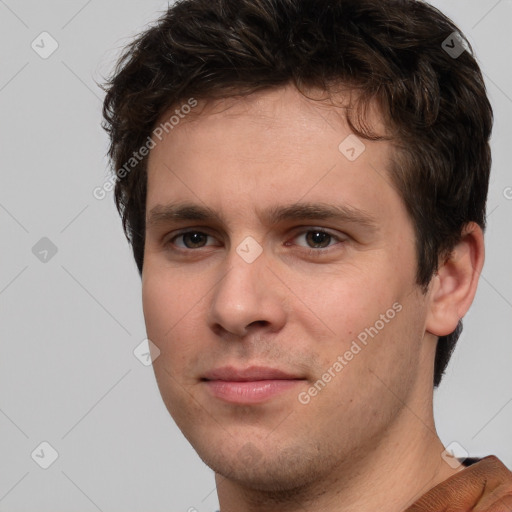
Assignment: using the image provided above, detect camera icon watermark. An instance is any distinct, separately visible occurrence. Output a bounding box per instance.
[442,31,468,59]
[441,441,469,469]
[31,441,59,469]
[31,32,59,60]
[133,338,161,366]
[503,187,512,200]
[32,237,58,263]
[236,236,263,264]
[338,134,366,162]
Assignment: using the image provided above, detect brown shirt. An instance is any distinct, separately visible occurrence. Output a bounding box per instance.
[405,456,512,511]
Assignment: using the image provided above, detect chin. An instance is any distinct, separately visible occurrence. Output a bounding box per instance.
[196,441,328,494]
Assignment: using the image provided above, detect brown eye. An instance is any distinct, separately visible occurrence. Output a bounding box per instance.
[305,230,332,248]
[173,231,211,249]
[288,228,345,254]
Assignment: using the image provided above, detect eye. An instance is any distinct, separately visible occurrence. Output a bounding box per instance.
[170,231,219,249]
[291,229,344,249]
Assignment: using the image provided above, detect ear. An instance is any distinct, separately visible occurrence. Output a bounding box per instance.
[425,222,485,337]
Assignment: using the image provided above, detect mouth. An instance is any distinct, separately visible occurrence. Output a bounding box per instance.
[201,366,306,404]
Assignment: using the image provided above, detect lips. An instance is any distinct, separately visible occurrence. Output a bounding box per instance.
[202,366,305,404]
[202,366,301,382]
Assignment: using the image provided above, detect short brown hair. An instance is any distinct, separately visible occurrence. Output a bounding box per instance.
[101,0,493,387]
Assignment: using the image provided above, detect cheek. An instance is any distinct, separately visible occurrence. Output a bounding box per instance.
[289,256,420,392]
[289,264,400,342]
[142,268,208,378]
[142,267,202,341]
[142,272,171,342]
[304,298,424,434]
[142,270,204,419]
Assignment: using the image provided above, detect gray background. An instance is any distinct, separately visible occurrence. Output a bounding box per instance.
[0,1,510,511]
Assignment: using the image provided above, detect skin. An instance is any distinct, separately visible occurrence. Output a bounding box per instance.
[142,84,484,512]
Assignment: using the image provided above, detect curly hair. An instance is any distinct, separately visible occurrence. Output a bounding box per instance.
[101,0,493,387]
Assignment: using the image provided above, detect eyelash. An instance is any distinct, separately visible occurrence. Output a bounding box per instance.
[165,228,345,255]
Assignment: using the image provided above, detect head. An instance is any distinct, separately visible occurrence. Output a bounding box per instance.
[101,0,491,496]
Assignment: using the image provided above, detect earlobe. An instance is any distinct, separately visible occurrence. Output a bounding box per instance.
[425,222,485,337]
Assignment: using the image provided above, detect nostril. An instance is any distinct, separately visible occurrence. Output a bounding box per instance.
[247,320,270,329]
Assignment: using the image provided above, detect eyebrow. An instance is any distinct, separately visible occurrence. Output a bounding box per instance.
[146,203,222,227]
[146,201,379,232]
[264,203,378,230]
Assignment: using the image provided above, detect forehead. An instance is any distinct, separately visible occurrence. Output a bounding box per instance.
[153,84,389,146]
[145,84,400,226]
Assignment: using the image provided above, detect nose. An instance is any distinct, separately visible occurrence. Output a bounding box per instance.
[207,243,287,338]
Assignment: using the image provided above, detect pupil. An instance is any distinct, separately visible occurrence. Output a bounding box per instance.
[184,232,206,248]
[307,231,330,248]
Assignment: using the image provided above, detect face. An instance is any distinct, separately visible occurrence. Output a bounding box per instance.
[142,85,433,491]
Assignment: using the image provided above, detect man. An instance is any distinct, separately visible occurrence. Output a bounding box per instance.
[101,0,512,510]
